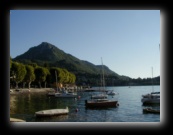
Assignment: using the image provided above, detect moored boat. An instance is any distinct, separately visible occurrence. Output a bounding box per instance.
[106,90,118,96]
[141,91,160,105]
[141,68,160,105]
[143,107,160,114]
[91,93,108,99]
[85,99,119,108]
[35,107,69,117]
[10,117,26,122]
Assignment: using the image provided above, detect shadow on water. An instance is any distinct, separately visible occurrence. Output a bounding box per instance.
[35,114,69,122]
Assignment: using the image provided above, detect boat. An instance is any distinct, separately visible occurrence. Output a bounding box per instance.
[85,99,119,108]
[86,58,119,108]
[106,90,118,96]
[143,107,160,114]
[141,67,160,105]
[141,92,160,105]
[91,93,108,99]
[91,58,108,99]
[10,117,26,122]
[54,90,77,98]
[35,107,69,117]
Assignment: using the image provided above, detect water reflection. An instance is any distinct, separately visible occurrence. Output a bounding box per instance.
[35,114,69,122]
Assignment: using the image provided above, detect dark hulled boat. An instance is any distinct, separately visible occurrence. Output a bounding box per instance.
[85,99,119,108]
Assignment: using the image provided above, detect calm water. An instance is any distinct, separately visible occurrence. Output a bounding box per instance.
[10,85,160,122]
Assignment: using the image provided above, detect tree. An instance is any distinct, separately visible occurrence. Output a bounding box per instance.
[24,65,36,89]
[11,62,27,89]
[34,67,49,88]
[68,72,76,83]
[10,56,12,69]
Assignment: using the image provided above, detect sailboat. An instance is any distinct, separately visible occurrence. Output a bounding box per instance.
[141,67,160,105]
[85,58,119,108]
[91,57,108,99]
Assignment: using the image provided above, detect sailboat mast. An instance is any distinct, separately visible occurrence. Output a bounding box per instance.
[101,57,105,90]
[55,70,58,92]
[151,67,154,92]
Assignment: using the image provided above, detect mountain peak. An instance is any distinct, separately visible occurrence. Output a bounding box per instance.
[38,42,57,49]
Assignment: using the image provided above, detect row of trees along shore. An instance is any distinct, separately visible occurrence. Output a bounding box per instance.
[10,57,76,89]
[10,57,160,89]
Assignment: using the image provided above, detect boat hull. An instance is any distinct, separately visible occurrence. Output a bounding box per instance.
[141,92,160,105]
[85,99,119,108]
[35,107,69,117]
[141,98,160,105]
[143,108,160,114]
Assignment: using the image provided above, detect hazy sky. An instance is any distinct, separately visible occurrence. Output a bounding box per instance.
[10,10,160,79]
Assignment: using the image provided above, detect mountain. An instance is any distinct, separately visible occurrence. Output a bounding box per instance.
[12,42,160,86]
[13,42,121,77]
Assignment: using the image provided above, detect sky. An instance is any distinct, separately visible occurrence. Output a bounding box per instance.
[10,10,160,79]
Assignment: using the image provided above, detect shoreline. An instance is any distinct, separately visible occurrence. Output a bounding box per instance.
[10,88,54,95]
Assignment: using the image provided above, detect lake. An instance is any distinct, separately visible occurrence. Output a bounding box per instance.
[10,85,161,123]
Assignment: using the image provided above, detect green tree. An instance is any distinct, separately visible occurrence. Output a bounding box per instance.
[68,72,76,83]
[34,67,49,88]
[24,65,36,89]
[10,56,12,69]
[11,62,27,89]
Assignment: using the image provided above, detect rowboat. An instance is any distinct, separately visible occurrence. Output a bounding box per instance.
[143,107,160,114]
[10,117,26,122]
[35,107,69,117]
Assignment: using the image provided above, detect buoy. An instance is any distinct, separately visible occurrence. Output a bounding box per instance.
[75,108,78,112]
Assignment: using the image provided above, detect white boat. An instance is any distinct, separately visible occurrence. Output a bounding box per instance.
[35,107,69,117]
[55,90,77,98]
[141,67,160,105]
[106,90,117,96]
[141,92,160,104]
[91,93,108,99]
[10,117,26,122]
